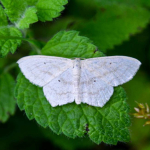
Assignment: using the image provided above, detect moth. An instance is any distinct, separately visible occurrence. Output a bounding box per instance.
[17,55,141,107]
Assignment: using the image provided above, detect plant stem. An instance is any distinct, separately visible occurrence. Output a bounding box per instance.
[4,63,17,73]
[20,38,45,55]
[24,38,42,55]
[0,36,46,55]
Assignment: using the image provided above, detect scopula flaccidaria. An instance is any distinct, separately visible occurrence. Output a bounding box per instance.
[17,55,141,107]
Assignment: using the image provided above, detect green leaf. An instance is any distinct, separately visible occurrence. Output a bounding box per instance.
[0,3,23,57]
[1,0,68,25]
[42,30,104,58]
[0,73,16,123]
[0,58,7,72]
[36,0,68,22]
[41,128,94,150]
[15,6,38,29]
[75,5,150,52]
[0,26,22,56]
[0,5,8,27]
[1,0,27,23]
[0,0,69,56]
[0,0,38,29]
[122,71,150,149]
[0,109,95,150]
[26,0,37,6]
[74,0,150,8]
[99,0,150,7]
[15,30,130,144]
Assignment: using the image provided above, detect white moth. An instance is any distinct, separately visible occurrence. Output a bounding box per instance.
[17,55,141,107]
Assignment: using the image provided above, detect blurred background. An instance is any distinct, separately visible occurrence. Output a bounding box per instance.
[1,0,150,150]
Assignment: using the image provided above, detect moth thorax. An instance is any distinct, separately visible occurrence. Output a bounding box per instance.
[73,58,81,104]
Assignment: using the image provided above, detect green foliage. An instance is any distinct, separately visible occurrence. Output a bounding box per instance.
[95,0,150,7]
[0,3,23,57]
[41,128,94,150]
[0,58,6,72]
[0,27,22,56]
[15,31,130,145]
[74,3,150,52]
[16,6,38,29]
[38,1,150,53]
[0,110,94,150]
[1,0,68,23]
[36,0,68,22]
[106,26,150,150]
[1,0,150,149]
[42,30,104,58]
[0,0,68,57]
[0,73,16,123]
[75,0,150,8]
[0,5,8,26]
[1,0,28,23]
[123,71,150,150]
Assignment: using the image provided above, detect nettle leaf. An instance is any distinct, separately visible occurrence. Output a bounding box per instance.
[75,5,150,52]
[0,3,22,57]
[42,30,104,58]
[1,0,68,26]
[36,0,68,22]
[0,26,22,56]
[0,73,16,123]
[0,0,68,56]
[15,31,130,144]
[74,0,150,11]
[41,127,94,150]
[15,6,38,29]
[1,0,27,23]
[0,5,8,26]
[94,0,150,7]
[0,0,38,29]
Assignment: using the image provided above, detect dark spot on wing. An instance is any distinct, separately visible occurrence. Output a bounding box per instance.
[58,80,60,82]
